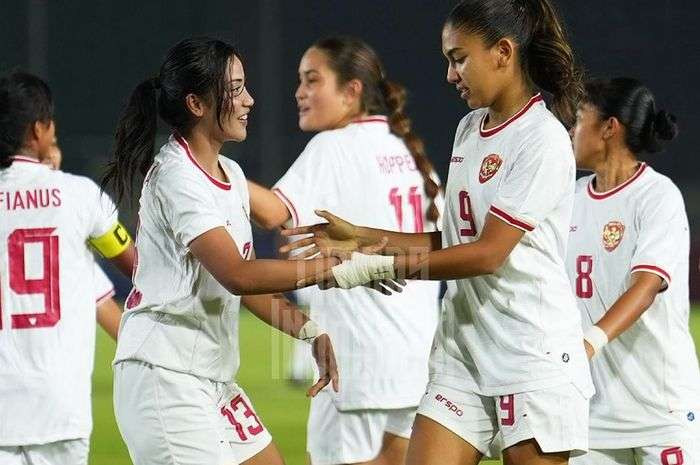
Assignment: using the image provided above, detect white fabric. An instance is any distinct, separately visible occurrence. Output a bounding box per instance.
[418,377,589,456]
[433,94,594,397]
[273,116,441,410]
[298,319,323,343]
[114,135,253,382]
[0,438,90,465]
[567,164,700,448]
[0,157,118,445]
[93,263,114,305]
[307,390,416,465]
[114,360,271,465]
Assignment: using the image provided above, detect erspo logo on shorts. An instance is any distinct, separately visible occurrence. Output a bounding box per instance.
[434,393,463,417]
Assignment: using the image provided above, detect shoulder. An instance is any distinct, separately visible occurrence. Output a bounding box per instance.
[639,165,684,206]
[220,156,246,184]
[453,109,484,144]
[303,130,344,154]
[56,170,106,199]
[574,174,593,194]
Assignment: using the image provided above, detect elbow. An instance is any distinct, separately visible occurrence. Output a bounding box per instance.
[478,253,507,275]
[222,275,257,296]
[256,215,281,231]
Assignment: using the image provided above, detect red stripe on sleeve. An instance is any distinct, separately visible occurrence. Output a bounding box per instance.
[489,206,535,232]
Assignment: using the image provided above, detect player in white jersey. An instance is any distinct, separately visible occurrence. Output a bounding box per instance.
[284,2,595,464]
[566,78,700,465]
[247,36,442,465]
[0,71,135,465]
[102,38,357,465]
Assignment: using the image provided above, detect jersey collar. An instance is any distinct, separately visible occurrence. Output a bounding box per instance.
[587,162,647,200]
[479,93,544,138]
[172,133,231,191]
[8,155,49,170]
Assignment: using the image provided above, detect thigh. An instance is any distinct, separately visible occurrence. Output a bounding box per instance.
[498,383,589,457]
[415,380,498,456]
[502,439,569,465]
[406,414,482,465]
[636,444,697,465]
[220,383,274,463]
[570,448,635,465]
[307,392,385,465]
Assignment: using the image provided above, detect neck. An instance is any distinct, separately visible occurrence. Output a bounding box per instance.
[15,146,40,161]
[486,81,534,129]
[593,148,640,192]
[181,127,223,176]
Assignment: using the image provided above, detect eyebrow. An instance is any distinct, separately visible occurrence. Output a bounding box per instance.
[443,47,464,59]
[300,70,319,76]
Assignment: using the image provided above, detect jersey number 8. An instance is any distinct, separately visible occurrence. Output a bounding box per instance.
[1,228,60,329]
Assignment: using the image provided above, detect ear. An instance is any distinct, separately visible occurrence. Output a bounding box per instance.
[493,38,516,68]
[602,116,621,140]
[343,79,363,107]
[184,93,206,117]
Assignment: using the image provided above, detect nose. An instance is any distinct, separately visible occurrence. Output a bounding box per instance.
[243,87,254,107]
[446,63,459,84]
[295,82,306,102]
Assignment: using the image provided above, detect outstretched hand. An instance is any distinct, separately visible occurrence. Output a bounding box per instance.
[280,210,361,259]
[308,334,339,397]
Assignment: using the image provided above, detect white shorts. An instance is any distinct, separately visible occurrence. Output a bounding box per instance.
[114,360,272,465]
[307,391,416,465]
[417,379,589,457]
[0,438,89,465]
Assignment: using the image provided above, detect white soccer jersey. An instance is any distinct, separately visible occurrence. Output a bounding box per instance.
[566,163,700,448]
[114,134,253,383]
[432,94,594,397]
[94,263,115,305]
[0,156,118,445]
[273,116,441,410]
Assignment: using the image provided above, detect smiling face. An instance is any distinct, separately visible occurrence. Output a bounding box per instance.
[295,47,361,132]
[208,55,254,142]
[442,24,510,110]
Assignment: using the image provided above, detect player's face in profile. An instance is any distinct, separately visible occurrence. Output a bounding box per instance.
[295,47,353,131]
[218,56,254,143]
[570,103,606,170]
[442,25,501,110]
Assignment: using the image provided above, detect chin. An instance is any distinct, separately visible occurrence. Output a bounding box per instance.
[298,117,318,132]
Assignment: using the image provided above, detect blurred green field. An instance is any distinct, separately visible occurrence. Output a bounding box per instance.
[89,307,700,465]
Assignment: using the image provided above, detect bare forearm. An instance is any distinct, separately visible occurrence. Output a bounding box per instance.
[394,240,501,281]
[355,226,441,254]
[594,275,661,342]
[231,258,338,295]
[96,299,122,341]
[242,293,309,339]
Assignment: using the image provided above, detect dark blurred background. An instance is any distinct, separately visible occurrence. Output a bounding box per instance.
[2,0,699,299]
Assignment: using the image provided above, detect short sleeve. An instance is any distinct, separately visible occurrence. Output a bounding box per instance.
[630,182,688,286]
[489,129,574,232]
[272,133,339,227]
[79,176,119,238]
[155,165,227,248]
[94,263,115,305]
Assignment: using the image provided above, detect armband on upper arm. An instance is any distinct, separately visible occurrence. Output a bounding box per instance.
[89,222,132,258]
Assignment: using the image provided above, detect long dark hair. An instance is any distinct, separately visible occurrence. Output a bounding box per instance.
[0,71,54,169]
[102,37,240,204]
[313,36,441,225]
[583,78,678,154]
[446,0,583,127]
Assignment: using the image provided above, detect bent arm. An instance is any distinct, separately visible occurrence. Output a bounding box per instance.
[247,180,291,230]
[190,227,338,295]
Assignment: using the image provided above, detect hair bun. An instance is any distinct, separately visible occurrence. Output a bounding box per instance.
[653,110,679,141]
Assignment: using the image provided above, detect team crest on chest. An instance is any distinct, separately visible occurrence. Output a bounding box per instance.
[602,221,625,252]
[478,154,503,183]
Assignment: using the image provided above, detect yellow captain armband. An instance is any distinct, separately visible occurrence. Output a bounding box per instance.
[89,222,132,258]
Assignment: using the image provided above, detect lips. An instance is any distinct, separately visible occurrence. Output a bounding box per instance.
[457,86,470,100]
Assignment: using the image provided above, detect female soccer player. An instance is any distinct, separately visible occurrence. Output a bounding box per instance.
[103,37,346,465]
[284,1,595,464]
[0,71,134,465]
[567,78,700,465]
[247,36,442,465]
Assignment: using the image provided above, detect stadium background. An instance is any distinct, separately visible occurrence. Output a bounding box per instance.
[2,1,699,464]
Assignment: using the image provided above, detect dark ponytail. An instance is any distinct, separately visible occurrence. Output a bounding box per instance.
[103,37,240,204]
[313,36,440,225]
[381,80,440,223]
[446,0,583,127]
[0,71,54,168]
[583,77,678,154]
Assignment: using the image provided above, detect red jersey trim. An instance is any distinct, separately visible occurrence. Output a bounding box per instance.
[96,289,116,305]
[489,206,535,232]
[9,155,42,164]
[272,188,299,228]
[587,163,647,200]
[350,115,388,125]
[479,94,543,138]
[631,264,671,284]
[174,133,231,191]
